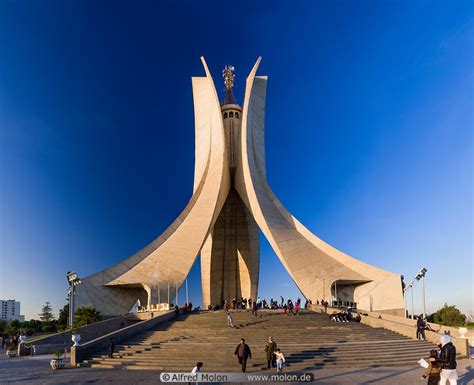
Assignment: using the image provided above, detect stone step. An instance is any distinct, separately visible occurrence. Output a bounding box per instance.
[95,342,432,354]
[83,310,435,371]
[87,358,421,371]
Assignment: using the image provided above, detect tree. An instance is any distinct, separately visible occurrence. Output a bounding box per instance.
[5,319,20,334]
[429,303,466,326]
[39,302,54,323]
[21,319,43,333]
[57,304,69,331]
[74,306,102,327]
[0,319,6,333]
[39,302,56,332]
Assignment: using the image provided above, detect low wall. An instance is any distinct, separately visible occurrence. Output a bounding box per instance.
[309,304,470,357]
[19,312,150,356]
[360,315,469,357]
[361,309,474,344]
[70,309,179,366]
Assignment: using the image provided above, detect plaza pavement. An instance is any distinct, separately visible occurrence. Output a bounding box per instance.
[0,348,473,385]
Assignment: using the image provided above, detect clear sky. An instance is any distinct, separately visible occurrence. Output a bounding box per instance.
[0,1,472,321]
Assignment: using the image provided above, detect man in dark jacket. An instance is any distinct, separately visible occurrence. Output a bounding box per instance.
[265,336,277,369]
[438,334,458,384]
[234,338,252,372]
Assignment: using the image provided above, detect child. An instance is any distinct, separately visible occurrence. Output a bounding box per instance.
[421,350,441,385]
[274,348,285,373]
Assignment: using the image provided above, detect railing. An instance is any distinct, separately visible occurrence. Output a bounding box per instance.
[70,308,183,366]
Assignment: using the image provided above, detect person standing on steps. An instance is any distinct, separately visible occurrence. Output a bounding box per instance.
[108,337,115,358]
[265,336,277,369]
[234,338,252,372]
[274,348,285,373]
[252,301,258,317]
[227,311,234,328]
[438,334,458,385]
[294,301,300,316]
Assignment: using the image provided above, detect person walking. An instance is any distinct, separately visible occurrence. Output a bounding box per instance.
[265,336,277,369]
[108,337,115,358]
[421,350,441,385]
[191,362,203,385]
[438,334,458,385]
[227,311,234,328]
[234,338,252,373]
[191,361,203,374]
[274,348,285,373]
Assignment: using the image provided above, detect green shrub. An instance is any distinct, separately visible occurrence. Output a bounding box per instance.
[42,324,55,333]
[429,303,466,326]
[52,349,64,359]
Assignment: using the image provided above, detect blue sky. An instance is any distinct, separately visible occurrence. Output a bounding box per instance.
[0,1,472,320]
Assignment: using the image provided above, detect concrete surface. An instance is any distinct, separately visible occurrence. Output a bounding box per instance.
[73,57,406,318]
[0,349,472,384]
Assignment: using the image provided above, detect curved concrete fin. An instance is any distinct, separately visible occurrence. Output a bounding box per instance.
[74,58,230,315]
[235,57,405,314]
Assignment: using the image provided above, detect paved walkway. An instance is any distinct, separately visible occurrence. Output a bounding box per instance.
[0,349,472,384]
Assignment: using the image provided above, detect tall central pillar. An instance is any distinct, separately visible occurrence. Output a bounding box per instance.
[201,188,259,307]
[201,89,260,307]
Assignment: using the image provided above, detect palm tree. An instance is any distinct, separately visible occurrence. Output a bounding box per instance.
[74,306,101,327]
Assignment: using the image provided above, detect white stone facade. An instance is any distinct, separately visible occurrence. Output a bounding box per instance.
[73,57,405,316]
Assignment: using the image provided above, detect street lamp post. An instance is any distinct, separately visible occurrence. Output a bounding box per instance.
[415,268,428,319]
[66,271,82,328]
[403,281,414,319]
[403,267,428,319]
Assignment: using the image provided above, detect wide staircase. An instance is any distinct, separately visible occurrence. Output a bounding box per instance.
[82,310,435,372]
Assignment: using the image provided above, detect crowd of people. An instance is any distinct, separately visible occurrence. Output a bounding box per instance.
[329,309,361,323]
[207,296,313,315]
[0,332,20,350]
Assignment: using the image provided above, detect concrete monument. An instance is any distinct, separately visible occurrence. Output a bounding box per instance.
[74,58,405,316]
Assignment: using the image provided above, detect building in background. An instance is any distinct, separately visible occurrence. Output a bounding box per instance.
[1,299,25,322]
